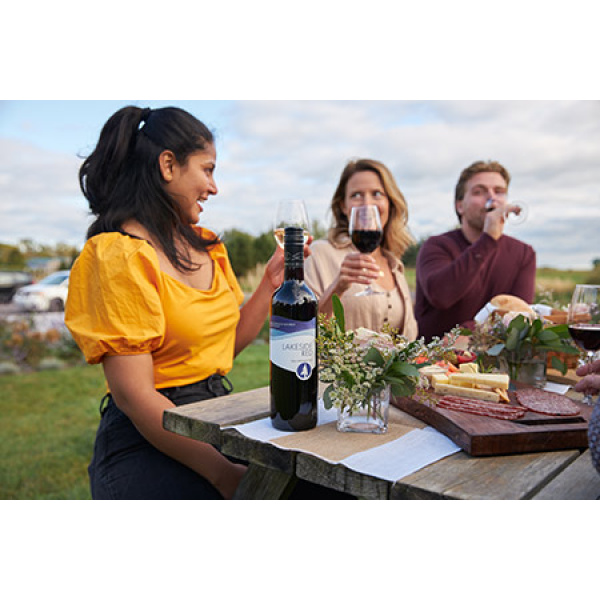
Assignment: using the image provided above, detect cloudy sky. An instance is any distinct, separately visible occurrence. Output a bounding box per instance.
[1,100,598,269]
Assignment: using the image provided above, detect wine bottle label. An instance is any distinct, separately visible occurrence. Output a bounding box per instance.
[270,315,316,379]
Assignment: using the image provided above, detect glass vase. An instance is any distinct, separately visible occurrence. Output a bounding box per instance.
[336,385,390,434]
[499,351,547,388]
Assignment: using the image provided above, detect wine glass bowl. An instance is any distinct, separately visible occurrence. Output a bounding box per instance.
[274,200,310,249]
[567,284,600,405]
[348,205,384,297]
[485,198,528,225]
[507,201,528,225]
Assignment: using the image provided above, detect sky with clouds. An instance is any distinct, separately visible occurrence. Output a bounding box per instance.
[1,100,598,269]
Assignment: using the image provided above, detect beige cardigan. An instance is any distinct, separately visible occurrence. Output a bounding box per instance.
[304,239,418,340]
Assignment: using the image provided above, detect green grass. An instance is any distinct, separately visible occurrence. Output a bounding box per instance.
[534,267,594,306]
[0,344,270,500]
[0,364,105,499]
[228,342,270,391]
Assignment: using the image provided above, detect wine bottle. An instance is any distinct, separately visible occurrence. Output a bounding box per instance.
[270,226,318,431]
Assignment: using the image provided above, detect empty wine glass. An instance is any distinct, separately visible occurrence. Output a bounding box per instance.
[273,200,310,249]
[485,198,528,226]
[348,205,384,297]
[567,284,600,405]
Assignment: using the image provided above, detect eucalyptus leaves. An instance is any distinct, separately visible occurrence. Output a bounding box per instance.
[483,314,578,374]
[317,295,451,413]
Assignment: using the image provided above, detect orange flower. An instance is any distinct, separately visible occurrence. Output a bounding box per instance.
[45,329,61,343]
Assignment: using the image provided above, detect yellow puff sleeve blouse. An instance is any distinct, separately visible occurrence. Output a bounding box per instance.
[65,229,245,389]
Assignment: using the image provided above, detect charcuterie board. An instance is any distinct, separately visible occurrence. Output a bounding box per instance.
[391,388,592,457]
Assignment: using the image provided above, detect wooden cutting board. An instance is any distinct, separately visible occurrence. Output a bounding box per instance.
[547,368,580,386]
[391,389,592,457]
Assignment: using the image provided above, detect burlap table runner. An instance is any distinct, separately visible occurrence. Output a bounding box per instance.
[271,406,426,462]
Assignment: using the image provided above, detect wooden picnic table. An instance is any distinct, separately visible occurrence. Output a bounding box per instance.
[163,386,600,500]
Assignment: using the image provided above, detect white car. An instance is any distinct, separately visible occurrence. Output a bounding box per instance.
[13,270,70,312]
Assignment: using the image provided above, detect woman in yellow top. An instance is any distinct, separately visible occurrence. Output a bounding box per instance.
[66,106,288,500]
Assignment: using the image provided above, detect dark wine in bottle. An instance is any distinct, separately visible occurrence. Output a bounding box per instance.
[270,227,318,431]
[351,229,383,254]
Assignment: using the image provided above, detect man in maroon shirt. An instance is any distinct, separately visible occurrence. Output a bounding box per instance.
[415,160,536,341]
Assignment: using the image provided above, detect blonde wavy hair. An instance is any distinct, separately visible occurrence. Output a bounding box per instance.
[328,158,414,257]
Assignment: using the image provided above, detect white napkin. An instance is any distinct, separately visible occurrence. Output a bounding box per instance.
[340,426,460,482]
[543,381,571,395]
[231,401,337,442]
[474,302,495,324]
[532,303,554,317]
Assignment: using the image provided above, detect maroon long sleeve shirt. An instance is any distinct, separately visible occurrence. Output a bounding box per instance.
[415,229,536,341]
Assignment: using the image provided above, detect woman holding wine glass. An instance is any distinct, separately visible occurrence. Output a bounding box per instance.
[304,158,417,339]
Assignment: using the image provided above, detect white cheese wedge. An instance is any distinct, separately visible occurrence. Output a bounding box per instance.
[431,373,449,386]
[420,365,449,386]
[420,365,448,376]
[459,363,479,374]
[448,372,510,390]
[434,382,500,403]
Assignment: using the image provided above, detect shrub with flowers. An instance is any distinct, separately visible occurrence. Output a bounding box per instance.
[317,295,460,413]
[0,316,83,371]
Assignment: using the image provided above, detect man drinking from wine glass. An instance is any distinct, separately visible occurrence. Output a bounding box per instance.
[414,160,536,341]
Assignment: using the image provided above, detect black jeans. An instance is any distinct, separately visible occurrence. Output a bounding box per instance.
[88,375,232,500]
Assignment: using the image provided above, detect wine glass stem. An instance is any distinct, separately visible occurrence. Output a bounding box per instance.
[583,351,597,405]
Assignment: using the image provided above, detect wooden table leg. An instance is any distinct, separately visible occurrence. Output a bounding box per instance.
[232,463,296,500]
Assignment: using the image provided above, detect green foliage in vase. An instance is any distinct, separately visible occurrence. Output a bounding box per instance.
[479,314,578,374]
[317,295,460,412]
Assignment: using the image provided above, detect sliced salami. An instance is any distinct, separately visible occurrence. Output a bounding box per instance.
[514,388,580,416]
[438,395,526,420]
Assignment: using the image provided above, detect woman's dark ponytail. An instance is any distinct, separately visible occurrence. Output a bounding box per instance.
[79,106,148,216]
[79,105,217,271]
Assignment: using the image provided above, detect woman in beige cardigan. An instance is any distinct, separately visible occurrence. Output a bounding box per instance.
[305,158,417,340]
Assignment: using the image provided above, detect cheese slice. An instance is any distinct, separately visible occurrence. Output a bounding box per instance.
[420,365,448,386]
[420,365,448,376]
[433,382,500,403]
[448,372,510,390]
[431,373,449,386]
[495,387,510,403]
[459,363,479,374]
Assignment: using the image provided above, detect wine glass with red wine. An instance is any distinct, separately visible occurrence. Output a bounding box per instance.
[567,284,600,405]
[348,205,384,297]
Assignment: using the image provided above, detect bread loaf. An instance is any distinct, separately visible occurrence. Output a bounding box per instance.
[489,294,535,316]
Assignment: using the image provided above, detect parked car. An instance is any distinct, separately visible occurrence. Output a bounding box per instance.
[13,270,70,312]
[0,271,34,303]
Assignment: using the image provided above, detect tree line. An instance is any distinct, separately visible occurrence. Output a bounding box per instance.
[221,225,424,279]
[0,232,425,279]
[6,234,598,283]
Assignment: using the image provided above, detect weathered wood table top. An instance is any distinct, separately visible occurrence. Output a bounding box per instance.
[163,386,600,500]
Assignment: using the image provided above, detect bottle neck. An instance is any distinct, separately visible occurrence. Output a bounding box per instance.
[284,243,304,281]
[284,264,304,281]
